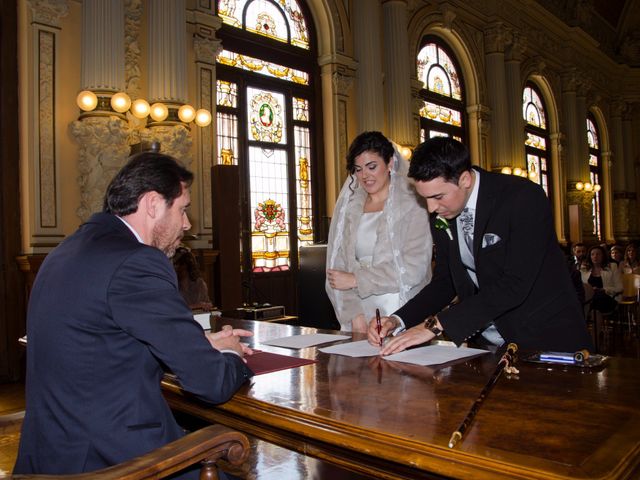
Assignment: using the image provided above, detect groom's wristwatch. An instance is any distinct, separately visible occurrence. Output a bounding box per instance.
[424,316,443,337]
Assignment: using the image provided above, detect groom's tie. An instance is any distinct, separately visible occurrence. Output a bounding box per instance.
[459,207,475,254]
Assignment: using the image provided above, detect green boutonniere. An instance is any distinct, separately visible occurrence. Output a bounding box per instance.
[435,216,453,240]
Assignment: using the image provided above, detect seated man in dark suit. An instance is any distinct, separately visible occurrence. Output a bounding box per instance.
[15,152,253,479]
[369,137,593,354]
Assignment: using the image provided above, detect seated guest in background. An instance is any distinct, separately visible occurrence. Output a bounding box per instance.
[620,242,640,274]
[173,245,213,310]
[580,245,623,313]
[369,137,593,354]
[15,152,253,479]
[609,244,624,265]
[326,131,432,332]
[569,242,587,270]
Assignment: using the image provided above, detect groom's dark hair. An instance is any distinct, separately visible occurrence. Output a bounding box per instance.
[408,136,471,184]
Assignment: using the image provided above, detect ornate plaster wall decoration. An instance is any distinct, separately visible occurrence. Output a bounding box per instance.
[124,0,143,98]
[28,0,69,27]
[140,125,193,166]
[69,117,132,222]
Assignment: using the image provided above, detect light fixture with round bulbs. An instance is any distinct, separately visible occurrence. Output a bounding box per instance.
[110,92,132,113]
[131,99,151,119]
[593,184,601,192]
[584,182,593,192]
[195,108,212,127]
[178,104,196,123]
[513,167,522,177]
[77,90,98,112]
[575,182,584,191]
[149,103,169,122]
[501,167,512,175]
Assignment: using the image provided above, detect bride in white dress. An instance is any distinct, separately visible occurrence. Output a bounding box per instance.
[326,131,433,332]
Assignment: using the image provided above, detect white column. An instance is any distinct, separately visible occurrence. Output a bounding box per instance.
[353,0,384,133]
[610,101,630,240]
[382,0,412,145]
[148,0,187,104]
[80,0,125,91]
[561,71,581,183]
[484,23,510,169]
[505,33,526,168]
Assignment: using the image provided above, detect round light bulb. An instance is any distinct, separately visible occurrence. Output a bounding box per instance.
[77,90,98,111]
[528,170,537,180]
[400,146,412,159]
[149,103,169,122]
[513,167,522,177]
[584,182,593,192]
[575,182,584,190]
[521,170,528,178]
[195,108,212,127]
[110,92,131,113]
[593,184,601,192]
[131,99,151,119]
[501,167,512,175]
[178,104,196,123]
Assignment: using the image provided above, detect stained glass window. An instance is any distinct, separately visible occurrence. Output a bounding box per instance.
[522,83,550,195]
[417,37,465,142]
[217,0,309,49]
[587,114,602,239]
[249,147,290,271]
[215,0,317,279]
[247,87,286,144]
[217,49,309,85]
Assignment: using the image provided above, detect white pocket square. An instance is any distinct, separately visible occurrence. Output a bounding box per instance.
[482,233,501,248]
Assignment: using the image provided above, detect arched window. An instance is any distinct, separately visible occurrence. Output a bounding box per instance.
[416,37,466,142]
[522,83,550,196]
[586,113,602,240]
[215,0,320,281]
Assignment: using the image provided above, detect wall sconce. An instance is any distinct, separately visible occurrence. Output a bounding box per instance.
[500,166,528,178]
[76,90,211,127]
[573,181,600,192]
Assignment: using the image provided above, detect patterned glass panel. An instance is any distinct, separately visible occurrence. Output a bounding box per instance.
[249,147,290,272]
[591,171,601,238]
[293,97,309,121]
[247,87,286,144]
[522,86,547,129]
[217,50,309,85]
[525,132,547,150]
[216,80,238,107]
[589,153,599,167]
[587,118,599,149]
[217,0,309,49]
[420,100,462,126]
[417,43,462,100]
[294,126,313,246]
[527,153,548,195]
[216,112,239,165]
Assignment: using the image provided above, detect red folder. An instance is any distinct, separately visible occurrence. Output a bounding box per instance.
[246,350,317,375]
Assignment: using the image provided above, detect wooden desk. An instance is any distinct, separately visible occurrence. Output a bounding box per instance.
[162,319,640,480]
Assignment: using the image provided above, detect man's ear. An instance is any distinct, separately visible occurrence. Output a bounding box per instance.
[459,170,472,189]
[139,191,163,219]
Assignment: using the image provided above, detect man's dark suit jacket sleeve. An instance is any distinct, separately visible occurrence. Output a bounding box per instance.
[108,247,252,403]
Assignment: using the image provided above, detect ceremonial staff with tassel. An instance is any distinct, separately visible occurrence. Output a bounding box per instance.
[448,343,519,448]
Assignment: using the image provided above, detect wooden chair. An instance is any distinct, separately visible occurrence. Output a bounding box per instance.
[618,273,640,330]
[4,423,249,480]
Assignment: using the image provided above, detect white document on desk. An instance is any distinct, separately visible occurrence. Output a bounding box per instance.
[384,344,489,366]
[319,339,381,357]
[193,313,211,330]
[262,333,351,349]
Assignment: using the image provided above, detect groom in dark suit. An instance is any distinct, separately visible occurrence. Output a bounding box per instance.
[15,152,253,478]
[369,137,593,354]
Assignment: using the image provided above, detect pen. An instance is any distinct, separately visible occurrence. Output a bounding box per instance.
[376,308,383,347]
